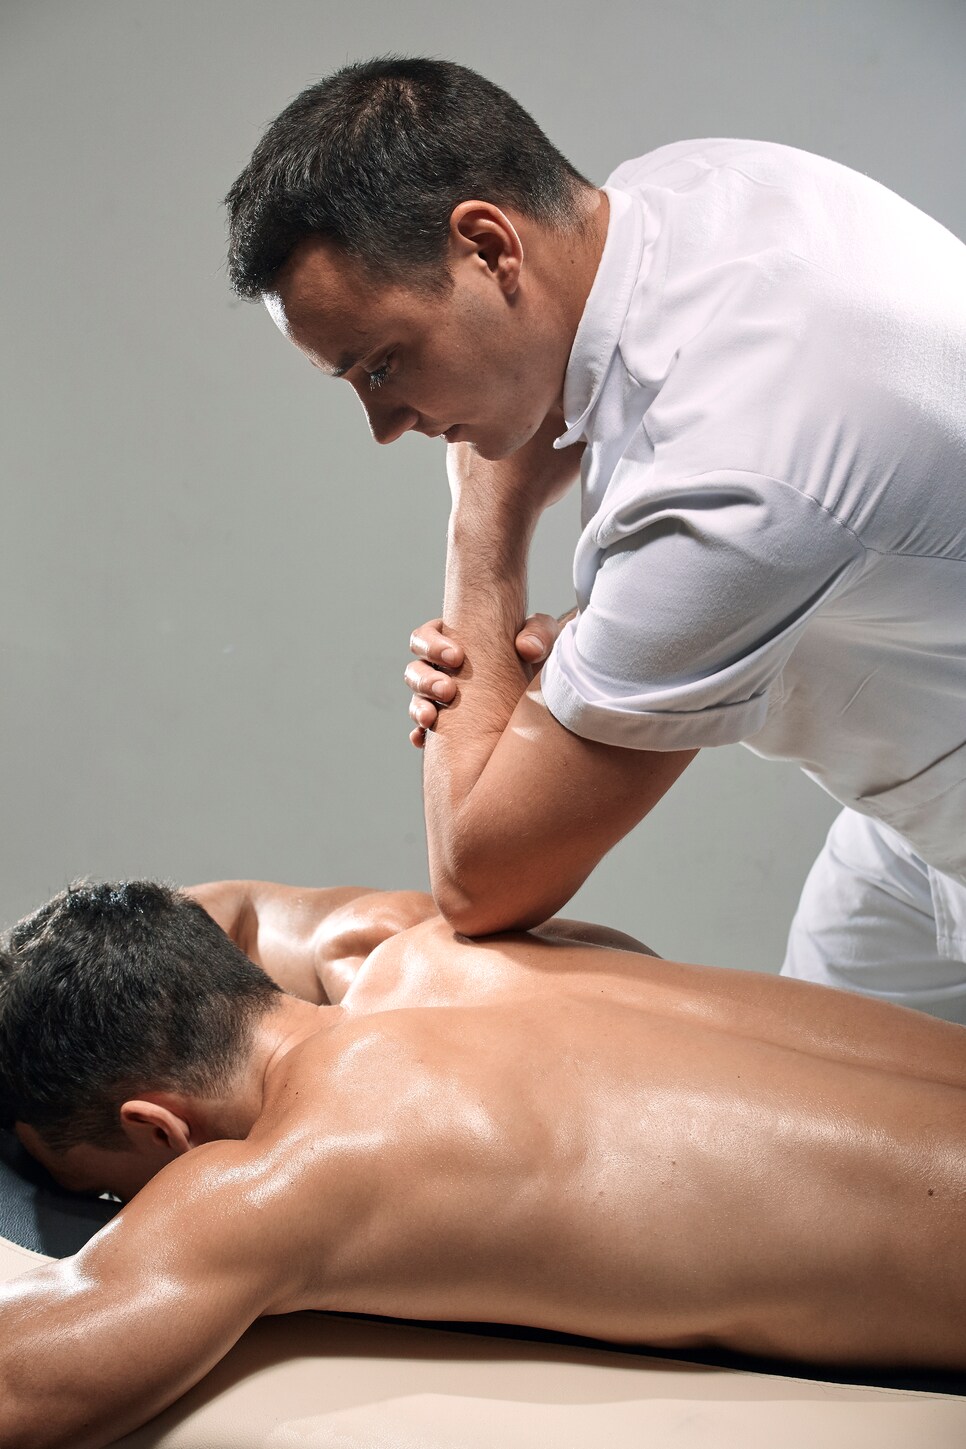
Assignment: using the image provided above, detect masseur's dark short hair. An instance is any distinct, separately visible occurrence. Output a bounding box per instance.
[225,55,590,297]
[0,881,280,1151]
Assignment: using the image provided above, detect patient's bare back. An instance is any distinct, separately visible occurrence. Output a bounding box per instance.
[263,920,966,1369]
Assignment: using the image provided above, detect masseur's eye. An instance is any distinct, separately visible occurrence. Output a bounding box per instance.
[367,355,394,391]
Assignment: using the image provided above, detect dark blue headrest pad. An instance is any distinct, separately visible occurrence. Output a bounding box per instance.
[0,1129,120,1258]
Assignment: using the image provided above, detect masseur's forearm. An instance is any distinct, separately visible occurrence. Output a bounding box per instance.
[424,498,536,920]
[423,424,566,927]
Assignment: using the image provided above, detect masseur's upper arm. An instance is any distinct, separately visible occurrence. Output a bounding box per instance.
[0,1145,294,1449]
[433,474,863,937]
[542,471,865,752]
[434,685,696,935]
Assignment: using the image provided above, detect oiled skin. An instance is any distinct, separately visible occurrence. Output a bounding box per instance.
[1,885,964,1448]
[282,916,966,1362]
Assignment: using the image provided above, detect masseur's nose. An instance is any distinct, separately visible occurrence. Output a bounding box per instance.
[353,387,418,446]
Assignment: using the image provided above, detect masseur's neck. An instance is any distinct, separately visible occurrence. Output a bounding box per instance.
[534,186,610,399]
[486,185,608,448]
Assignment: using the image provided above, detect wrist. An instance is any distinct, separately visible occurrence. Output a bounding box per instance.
[444,508,530,634]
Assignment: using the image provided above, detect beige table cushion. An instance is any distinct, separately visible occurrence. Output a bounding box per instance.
[3,1235,964,1449]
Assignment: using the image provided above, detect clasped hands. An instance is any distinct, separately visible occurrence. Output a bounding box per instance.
[406,415,582,746]
[405,612,564,749]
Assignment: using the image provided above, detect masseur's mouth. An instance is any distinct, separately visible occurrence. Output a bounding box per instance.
[443,425,463,441]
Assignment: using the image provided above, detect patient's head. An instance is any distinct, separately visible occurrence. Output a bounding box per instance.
[0,881,280,1179]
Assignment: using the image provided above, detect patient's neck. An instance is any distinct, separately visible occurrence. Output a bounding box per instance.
[214,997,336,1140]
[259,996,333,1079]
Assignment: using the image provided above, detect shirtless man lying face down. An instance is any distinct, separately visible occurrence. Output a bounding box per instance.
[1,880,964,1449]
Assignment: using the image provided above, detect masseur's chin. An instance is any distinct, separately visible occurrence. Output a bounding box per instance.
[475,419,547,461]
[448,429,503,461]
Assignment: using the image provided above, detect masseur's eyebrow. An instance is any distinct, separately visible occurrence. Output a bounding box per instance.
[330,341,382,378]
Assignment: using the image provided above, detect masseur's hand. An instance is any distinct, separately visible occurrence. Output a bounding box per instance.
[406,612,564,748]
[409,413,583,746]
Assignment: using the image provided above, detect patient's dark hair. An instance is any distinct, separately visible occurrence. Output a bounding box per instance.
[225,55,590,297]
[0,881,281,1151]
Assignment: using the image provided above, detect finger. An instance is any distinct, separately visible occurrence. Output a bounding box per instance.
[405,661,458,703]
[409,695,440,730]
[515,611,561,664]
[410,620,464,668]
[410,725,427,749]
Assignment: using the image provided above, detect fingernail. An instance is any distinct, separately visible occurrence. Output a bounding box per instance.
[441,647,459,665]
[521,635,542,652]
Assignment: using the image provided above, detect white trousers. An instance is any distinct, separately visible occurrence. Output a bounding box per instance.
[782,807,966,1024]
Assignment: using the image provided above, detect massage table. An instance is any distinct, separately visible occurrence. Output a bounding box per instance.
[2,1133,964,1448]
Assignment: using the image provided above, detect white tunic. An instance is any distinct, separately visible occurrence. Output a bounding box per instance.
[541,140,966,885]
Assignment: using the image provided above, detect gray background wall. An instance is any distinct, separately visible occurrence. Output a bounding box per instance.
[2,0,964,970]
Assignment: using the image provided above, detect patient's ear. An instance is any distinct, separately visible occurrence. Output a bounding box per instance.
[118,1099,194,1158]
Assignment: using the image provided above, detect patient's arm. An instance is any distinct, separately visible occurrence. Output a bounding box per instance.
[0,1146,292,1449]
[188,880,437,1003]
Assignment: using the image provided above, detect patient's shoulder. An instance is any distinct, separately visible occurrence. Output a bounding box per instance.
[318,890,438,984]
[531,917,661,957]
[325,889,438,942]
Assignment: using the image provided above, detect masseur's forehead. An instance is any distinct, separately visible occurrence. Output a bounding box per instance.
[264,238,415,373]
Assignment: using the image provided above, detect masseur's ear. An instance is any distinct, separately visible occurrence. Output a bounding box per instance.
[118,1098,195,1159]
[448,201,523,295]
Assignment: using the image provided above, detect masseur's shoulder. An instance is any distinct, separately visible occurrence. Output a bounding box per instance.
[605,136,811,192]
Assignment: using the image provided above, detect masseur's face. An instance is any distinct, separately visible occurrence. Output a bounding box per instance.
[264,206,568,461]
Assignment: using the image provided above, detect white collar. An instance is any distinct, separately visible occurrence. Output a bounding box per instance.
[554,185,647,449]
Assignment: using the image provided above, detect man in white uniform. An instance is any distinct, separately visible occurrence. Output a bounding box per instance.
[536,140,966,1021]
[225,58,966,1020]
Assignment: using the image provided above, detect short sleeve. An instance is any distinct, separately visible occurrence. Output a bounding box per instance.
[541,471,864,751]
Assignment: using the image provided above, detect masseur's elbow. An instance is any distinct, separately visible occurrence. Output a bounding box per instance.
[431,862,564,939]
